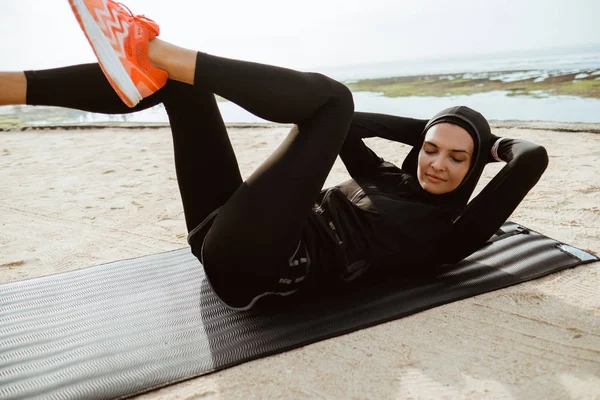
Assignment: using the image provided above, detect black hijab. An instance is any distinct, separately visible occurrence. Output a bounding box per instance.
[400,105,494,210]
[360,106,495,269]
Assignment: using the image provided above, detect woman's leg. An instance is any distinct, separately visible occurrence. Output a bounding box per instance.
[159,81,243,233]
[11,43,353,306]
[22,63,163,114]
[61,1,351,305]
[0,72,27,105]
[147,41,354,298]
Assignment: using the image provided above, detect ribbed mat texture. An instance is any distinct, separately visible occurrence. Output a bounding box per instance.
[0,222,597,399]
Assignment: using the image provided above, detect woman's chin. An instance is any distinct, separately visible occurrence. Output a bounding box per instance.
[419,180,449,195]
[419,181,434,194]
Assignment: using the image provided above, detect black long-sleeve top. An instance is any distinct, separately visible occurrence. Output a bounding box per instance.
[307,112,549,283]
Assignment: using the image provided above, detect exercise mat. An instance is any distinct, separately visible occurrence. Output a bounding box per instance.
[0,222,597,399]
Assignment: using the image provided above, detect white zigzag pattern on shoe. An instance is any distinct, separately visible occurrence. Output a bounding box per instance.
[93,0,128,59]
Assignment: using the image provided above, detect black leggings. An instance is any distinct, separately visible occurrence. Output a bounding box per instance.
[25,52,354,295]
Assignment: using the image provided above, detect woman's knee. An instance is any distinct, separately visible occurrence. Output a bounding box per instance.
[332,81,355,120]
[308,72,354,118]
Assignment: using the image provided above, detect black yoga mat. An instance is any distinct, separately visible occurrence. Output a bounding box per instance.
[0,222,597,400]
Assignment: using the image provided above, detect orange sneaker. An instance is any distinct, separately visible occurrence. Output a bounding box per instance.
[68,0,168,107]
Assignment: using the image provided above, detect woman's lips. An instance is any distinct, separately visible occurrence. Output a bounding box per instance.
[427,174,445,183]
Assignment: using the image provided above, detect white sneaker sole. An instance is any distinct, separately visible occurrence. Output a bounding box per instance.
[70,0,142,106]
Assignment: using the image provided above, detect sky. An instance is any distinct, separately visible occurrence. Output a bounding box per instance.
[1,0,599,71]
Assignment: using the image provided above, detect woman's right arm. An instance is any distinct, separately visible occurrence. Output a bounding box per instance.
[339,112,427,177]
[443,137,550,263]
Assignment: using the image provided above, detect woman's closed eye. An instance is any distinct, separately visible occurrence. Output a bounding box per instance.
[424,148,465,163]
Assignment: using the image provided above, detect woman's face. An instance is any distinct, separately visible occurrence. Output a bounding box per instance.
[417,123,474,194]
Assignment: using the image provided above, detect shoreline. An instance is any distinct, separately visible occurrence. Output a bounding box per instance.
[345,69,600,99]
[2,120,600,133]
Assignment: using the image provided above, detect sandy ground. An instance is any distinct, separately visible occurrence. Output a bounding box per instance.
[1,123,599,399]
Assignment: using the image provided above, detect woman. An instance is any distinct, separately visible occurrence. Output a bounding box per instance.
[1,0,548,310]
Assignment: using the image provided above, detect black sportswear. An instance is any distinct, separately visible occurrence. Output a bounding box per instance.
[24,58,548,310]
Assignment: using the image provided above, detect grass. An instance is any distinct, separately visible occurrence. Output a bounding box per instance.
[346,70,600,99]
[0,116,24,126]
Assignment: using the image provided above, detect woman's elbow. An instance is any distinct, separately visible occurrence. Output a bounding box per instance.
[517,143,549,178]
[529,145,549,173]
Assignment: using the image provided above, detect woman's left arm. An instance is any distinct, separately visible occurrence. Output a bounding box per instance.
[340,112,427,177]
[443,137,549,263]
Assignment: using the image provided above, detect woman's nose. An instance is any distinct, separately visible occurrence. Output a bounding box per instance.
[431,156,446,171]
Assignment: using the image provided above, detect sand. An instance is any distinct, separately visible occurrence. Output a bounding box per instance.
[1,122,599,399]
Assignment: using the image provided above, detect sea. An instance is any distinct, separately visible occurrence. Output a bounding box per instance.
[2,44,600,125]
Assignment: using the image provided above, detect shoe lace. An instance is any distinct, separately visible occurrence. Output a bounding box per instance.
[116,2,157,25]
